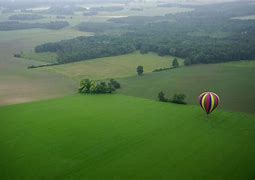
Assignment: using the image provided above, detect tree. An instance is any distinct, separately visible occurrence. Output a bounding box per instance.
[172,58,179,68]
[79,79,91,93]
[184,58,192,66]
[171,93,187,104]
[158,91,167,102]
[137,65,144,75]
[109,79,120,89]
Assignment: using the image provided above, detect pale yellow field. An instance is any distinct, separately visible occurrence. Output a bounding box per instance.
[44,52,183,80]
[0,28,90,106]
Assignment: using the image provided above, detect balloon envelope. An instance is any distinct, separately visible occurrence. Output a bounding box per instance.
[199,92,220,114]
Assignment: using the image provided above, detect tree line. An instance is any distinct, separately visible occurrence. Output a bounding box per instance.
[35,36,137,64]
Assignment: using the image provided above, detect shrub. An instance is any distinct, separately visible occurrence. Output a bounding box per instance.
[171,94,187,104]
[109,79,121,89]
[157,91,187,105]
[14,53,21,58]
[153,67,173,72]
[158,91,168,102]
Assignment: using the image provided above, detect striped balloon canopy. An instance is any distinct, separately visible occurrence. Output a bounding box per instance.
[199,92,220,114]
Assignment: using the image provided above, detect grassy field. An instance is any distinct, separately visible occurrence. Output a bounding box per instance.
[21,52,57,63]
[44,52,182,80]
[0,94,254,179]
[0,28,90,106]
[117,61,255,114]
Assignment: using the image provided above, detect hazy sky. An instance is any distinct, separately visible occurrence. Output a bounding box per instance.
[0,0,239,2]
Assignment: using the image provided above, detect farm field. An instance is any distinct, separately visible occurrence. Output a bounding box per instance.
[0,94,255,179]
[43,52,181,80]
[0,28,90,106]
[232,15,255,20]
[117,61,255,114]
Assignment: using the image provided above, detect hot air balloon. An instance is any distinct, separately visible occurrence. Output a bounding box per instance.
[199,92,220,114]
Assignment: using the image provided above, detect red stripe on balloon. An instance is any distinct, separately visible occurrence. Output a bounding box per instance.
[205,94,211,114]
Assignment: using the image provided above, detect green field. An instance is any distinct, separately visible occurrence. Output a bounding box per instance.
[44,52,182,80]
[0,94,255,179]
[21,52,58,63]
[117,61,255,114]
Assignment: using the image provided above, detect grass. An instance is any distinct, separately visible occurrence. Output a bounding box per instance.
[44,52,182,80]
[0,94,255,179]
[117,61,255,114]
[21,52,58,63]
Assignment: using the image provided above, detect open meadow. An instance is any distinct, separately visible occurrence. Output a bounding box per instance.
[118,61,255,114]
[0,94,255,179]
[43,52,182,80]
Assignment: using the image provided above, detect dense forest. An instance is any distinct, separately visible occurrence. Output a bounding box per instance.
[35,2,255,65]
[0,21,69,31]
[35,36,136,63]
[76,22,125,33]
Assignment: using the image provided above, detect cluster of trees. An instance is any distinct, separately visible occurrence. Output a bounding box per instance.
[8,14,45,21]
[79,79,120,94]
[0,21,69,31]
[158,92,187,105]
[34,2,255,65]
